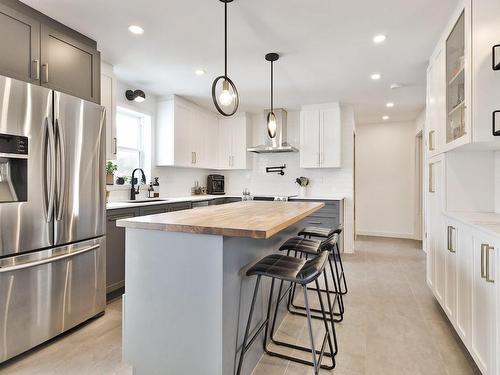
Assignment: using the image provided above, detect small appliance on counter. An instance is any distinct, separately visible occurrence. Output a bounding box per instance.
[207,174,225,195]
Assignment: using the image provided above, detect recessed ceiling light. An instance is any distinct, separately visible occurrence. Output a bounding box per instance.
[195,69,206,76]
[382,115,390,120]
[386,102,395,108]
[128,25,144,35]
[390,83,403,90]
[371,73,382,80]
[373,34,387,44]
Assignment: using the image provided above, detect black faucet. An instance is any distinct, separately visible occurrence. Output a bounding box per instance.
[130,168,146,200]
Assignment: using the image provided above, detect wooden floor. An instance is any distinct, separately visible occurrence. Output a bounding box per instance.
[0,237,479,375]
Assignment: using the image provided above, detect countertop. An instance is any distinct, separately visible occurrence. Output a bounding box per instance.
[116,201,324,239]
[106,194,344,210]
[443,211,500,238]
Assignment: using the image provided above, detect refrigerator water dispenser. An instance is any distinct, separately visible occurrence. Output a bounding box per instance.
[0,133,27,202]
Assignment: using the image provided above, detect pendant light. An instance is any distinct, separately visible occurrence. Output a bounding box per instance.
[266,53,279,138]
[212,0,239,117]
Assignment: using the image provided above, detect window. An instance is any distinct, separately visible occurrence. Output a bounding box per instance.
[116,107,151,183]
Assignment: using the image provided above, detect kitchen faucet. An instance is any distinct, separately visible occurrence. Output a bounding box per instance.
[130,168,146,200]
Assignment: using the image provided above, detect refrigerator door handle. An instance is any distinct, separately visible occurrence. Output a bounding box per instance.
[41,117,56,222]
[55,118,66,221]
[0,244,99,273]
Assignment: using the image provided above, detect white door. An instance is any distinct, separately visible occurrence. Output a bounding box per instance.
[471,232,497,375]
[231,116,248,170]
[428,158,445,304]
[455,224,472,346]
[444,219,457,322]
[174,102,193,167]
[300,109,320,168]
[217,119,232,169]
[320,107,341,168]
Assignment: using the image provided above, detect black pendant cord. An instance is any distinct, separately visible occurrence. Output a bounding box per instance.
[270,60,274,113]
[224,1,228,79]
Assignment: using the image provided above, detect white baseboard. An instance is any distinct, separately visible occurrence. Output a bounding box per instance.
[356,230,416,240]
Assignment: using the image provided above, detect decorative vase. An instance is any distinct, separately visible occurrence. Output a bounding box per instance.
[106,173,114,185]
[299,186,307,197]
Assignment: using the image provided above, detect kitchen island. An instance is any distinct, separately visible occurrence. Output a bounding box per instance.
[117,201,324,375]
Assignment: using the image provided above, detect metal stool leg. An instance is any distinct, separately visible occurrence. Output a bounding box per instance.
[286,254,344,322]
[236,276,261,375]
[335,242,348,295]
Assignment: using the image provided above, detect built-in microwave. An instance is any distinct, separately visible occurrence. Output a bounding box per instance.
[207,174,225,195]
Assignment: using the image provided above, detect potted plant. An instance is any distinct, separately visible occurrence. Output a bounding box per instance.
[295,177,310,197]
[106,161,118,185]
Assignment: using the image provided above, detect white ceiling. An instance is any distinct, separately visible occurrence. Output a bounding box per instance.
[23,0,458,124]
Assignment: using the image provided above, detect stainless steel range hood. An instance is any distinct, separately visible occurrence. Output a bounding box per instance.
[247,109,299,153]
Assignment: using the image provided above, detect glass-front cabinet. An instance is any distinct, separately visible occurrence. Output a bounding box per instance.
[446,11,466,144]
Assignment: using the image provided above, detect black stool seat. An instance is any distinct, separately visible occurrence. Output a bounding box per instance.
[278,237,322,256]
[247,252,329,285]
[298,226,338,238]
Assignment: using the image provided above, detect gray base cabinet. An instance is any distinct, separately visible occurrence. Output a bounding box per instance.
[106,207,139,294]
[290,199,344,252]
[106,201,193,294]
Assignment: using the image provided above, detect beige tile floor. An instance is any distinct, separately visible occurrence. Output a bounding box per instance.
[0,236,480,375]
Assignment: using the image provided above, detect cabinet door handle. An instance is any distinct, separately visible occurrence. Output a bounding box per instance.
[486,245,495,283]
[194,152,197,164]
[448,226,455,253]
[428,130,435,151]
[113,138,117,155]
[41,63,49,83]
[481,244,487,279]
[308,221,322,225]
[191,152,195,165]
[447,226,451,251]
[32,59,40,80]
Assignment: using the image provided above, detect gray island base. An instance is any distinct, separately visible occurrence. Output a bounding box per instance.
[117,201,324,375]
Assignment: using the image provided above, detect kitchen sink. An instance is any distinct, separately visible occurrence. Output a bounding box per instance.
[125,199,169,203]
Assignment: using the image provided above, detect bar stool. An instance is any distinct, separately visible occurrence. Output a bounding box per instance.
[236,250,337,375]
[298,224,348,295]
[279,234,344,322]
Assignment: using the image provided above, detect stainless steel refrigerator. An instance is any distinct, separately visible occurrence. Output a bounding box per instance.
[0,75,106,363]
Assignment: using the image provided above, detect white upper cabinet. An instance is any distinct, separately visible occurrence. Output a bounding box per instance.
[101,61,117,160]
[156,95,248,170]
[217,114,250,170]
[300,103,341,168]
[426,0,500,154]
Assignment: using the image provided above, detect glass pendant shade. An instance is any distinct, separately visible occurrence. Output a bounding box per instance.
[267,112,277,138]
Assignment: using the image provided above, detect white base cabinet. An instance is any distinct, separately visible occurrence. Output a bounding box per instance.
[470,231,498,375]
[428,213,499,375]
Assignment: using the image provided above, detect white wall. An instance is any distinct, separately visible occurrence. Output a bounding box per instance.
[224,106,355,253]
[356,121,417,239]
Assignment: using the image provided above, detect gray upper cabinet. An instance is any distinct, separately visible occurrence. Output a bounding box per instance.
[40,25,100,103]
[0,1,100,103]
[0,4,40,84]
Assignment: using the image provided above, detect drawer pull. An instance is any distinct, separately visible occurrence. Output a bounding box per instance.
[308,221,322,225]
[481,244,487,279]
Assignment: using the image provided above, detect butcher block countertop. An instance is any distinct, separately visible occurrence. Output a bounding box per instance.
[116,201,324,239]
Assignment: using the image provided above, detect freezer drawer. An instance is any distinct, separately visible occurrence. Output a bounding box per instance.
[0,237,106,363]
